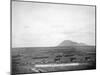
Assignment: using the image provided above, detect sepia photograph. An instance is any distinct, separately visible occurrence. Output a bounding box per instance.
[11,0,96,75]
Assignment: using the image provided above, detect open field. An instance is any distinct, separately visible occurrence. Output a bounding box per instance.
[11,46,96,75]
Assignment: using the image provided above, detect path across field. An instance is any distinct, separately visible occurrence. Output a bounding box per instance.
[34,63,83,67]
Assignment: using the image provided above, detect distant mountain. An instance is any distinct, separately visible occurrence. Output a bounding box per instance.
[58,40,87,46]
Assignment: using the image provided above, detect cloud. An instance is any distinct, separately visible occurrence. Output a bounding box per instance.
[12,1,95,47]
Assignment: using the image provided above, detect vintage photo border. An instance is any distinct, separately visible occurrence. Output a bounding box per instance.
[10,0,96,74]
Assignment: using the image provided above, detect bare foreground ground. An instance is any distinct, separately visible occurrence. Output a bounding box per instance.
[11,46,96,75]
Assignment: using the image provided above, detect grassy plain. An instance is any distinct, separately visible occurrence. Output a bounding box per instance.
[11,46,96,75]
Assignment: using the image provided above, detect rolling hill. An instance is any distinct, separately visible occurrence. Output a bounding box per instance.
[58,40,87,47]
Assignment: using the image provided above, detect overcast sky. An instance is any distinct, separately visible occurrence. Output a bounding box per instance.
[12,1,95,47]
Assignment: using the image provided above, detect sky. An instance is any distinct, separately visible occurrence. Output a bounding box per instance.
[12,1,95,47]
